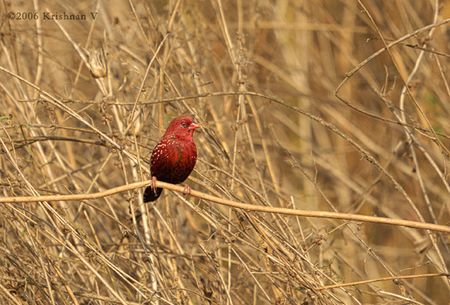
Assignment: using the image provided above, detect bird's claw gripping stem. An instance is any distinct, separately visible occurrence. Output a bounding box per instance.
[151,176,158,195]
[182,185,191,197]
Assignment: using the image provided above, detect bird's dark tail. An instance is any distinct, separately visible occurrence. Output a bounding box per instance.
[143,186,163,202]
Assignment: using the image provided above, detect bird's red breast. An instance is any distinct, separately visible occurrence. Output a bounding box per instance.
[150,136,197,184]
[144,115,200,202]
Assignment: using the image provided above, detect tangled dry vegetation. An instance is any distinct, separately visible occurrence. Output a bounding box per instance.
[1,1,449,304]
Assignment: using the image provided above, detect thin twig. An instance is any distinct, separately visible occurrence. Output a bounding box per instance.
[1,180,449,233]
[318,273,449,290]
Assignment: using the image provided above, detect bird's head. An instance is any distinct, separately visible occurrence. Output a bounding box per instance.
[164,115,200,141]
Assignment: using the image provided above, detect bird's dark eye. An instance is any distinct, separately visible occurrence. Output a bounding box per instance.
[181,122,188,128]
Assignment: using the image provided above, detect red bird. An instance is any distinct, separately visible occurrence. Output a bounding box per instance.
[143,115,200,202]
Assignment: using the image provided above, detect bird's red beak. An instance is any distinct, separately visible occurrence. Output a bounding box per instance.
[189,122,201,130]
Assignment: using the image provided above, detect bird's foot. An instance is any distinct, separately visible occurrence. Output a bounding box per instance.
[182,185,192,197]
[151,176,158,195]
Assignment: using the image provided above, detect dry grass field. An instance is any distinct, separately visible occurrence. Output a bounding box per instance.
[0,0,449,304]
